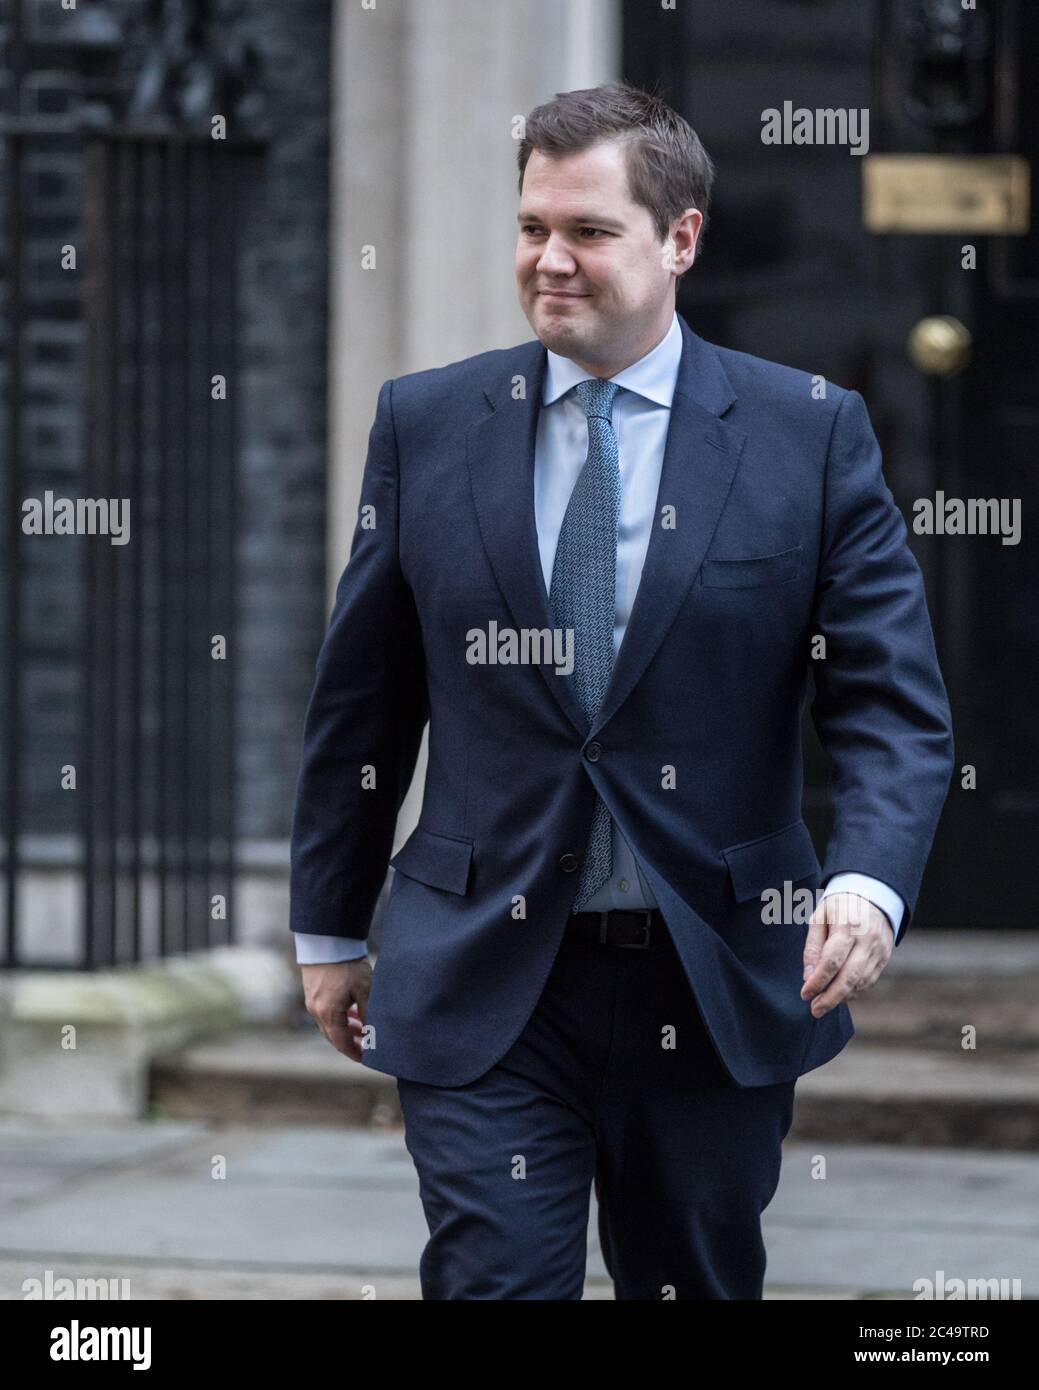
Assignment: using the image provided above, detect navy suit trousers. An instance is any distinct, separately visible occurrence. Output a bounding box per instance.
[396,919,797,1300]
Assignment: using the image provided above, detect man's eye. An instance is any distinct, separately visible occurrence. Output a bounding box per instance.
[520,226,608,238]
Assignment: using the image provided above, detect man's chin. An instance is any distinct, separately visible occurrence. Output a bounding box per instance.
[532,302,591,345]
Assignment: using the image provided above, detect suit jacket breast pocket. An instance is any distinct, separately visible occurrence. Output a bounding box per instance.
[701,544,802,589]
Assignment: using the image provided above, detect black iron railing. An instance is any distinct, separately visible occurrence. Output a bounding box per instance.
[2,122,259,968]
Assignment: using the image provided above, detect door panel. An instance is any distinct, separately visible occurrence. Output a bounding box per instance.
[623,0,1037,926]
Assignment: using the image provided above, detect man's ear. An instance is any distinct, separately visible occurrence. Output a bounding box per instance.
[667,208,702,278]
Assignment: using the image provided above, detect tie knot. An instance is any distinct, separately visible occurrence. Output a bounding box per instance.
[574,377,621,423]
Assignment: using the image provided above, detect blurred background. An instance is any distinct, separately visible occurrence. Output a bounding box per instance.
[0,0,1036,1301]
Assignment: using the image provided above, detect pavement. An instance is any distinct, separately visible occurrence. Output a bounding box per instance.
[3,929,1035,1300]
[0,1116,1036,1300]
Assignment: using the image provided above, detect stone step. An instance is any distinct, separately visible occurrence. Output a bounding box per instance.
[150,1027,400,1128]
[151,1027,1039,1150]
[848,973,1039,1048]
[793,1043,1039,1150]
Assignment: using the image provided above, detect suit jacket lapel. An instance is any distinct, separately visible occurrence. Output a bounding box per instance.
[592,319,746,733]
[465,341,588,736]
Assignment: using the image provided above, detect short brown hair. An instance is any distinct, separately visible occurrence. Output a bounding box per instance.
[517,80,715,273]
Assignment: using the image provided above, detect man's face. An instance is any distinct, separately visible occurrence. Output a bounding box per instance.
[515,138,698,372]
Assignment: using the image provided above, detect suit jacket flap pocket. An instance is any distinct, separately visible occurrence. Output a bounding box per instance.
[701,544,802,588]
[389,826,474,895]
[722,819,820,902]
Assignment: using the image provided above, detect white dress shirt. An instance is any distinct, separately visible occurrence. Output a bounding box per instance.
[295,311,903,963]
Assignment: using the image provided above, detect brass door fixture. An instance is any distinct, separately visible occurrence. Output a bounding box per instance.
[907,315,973,375]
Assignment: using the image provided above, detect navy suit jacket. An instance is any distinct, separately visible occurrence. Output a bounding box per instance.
[289,314,955,1088]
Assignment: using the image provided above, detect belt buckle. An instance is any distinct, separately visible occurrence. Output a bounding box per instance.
[616,909,653,949]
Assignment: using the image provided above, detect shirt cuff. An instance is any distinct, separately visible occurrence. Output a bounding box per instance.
[821,873,905,943]
[294,932,369,964]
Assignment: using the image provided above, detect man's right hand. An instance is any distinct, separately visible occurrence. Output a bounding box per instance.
[301,957,372,1062]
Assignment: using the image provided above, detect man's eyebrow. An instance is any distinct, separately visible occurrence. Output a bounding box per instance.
[516,212,627,230]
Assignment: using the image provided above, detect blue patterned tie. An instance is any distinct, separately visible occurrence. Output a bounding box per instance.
[548,377,622,911]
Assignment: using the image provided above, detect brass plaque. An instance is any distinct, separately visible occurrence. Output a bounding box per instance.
[863,155,1030,234]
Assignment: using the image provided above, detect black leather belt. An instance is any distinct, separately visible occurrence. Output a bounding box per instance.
[568,907,660,948]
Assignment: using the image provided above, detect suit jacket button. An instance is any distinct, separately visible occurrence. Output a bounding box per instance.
[558,853,579,873]
[585,741,602,762]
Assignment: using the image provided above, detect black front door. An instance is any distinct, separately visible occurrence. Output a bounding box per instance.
[624,0,1037,926]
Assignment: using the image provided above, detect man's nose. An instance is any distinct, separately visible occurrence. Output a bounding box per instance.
[535,235,577,275]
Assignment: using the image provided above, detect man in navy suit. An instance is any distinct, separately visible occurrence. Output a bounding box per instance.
[290,82,954,1299]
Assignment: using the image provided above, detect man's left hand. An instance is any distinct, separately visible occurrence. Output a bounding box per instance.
[801,892,894,1018]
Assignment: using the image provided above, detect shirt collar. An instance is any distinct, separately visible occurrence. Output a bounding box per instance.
[542,310,683,409]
